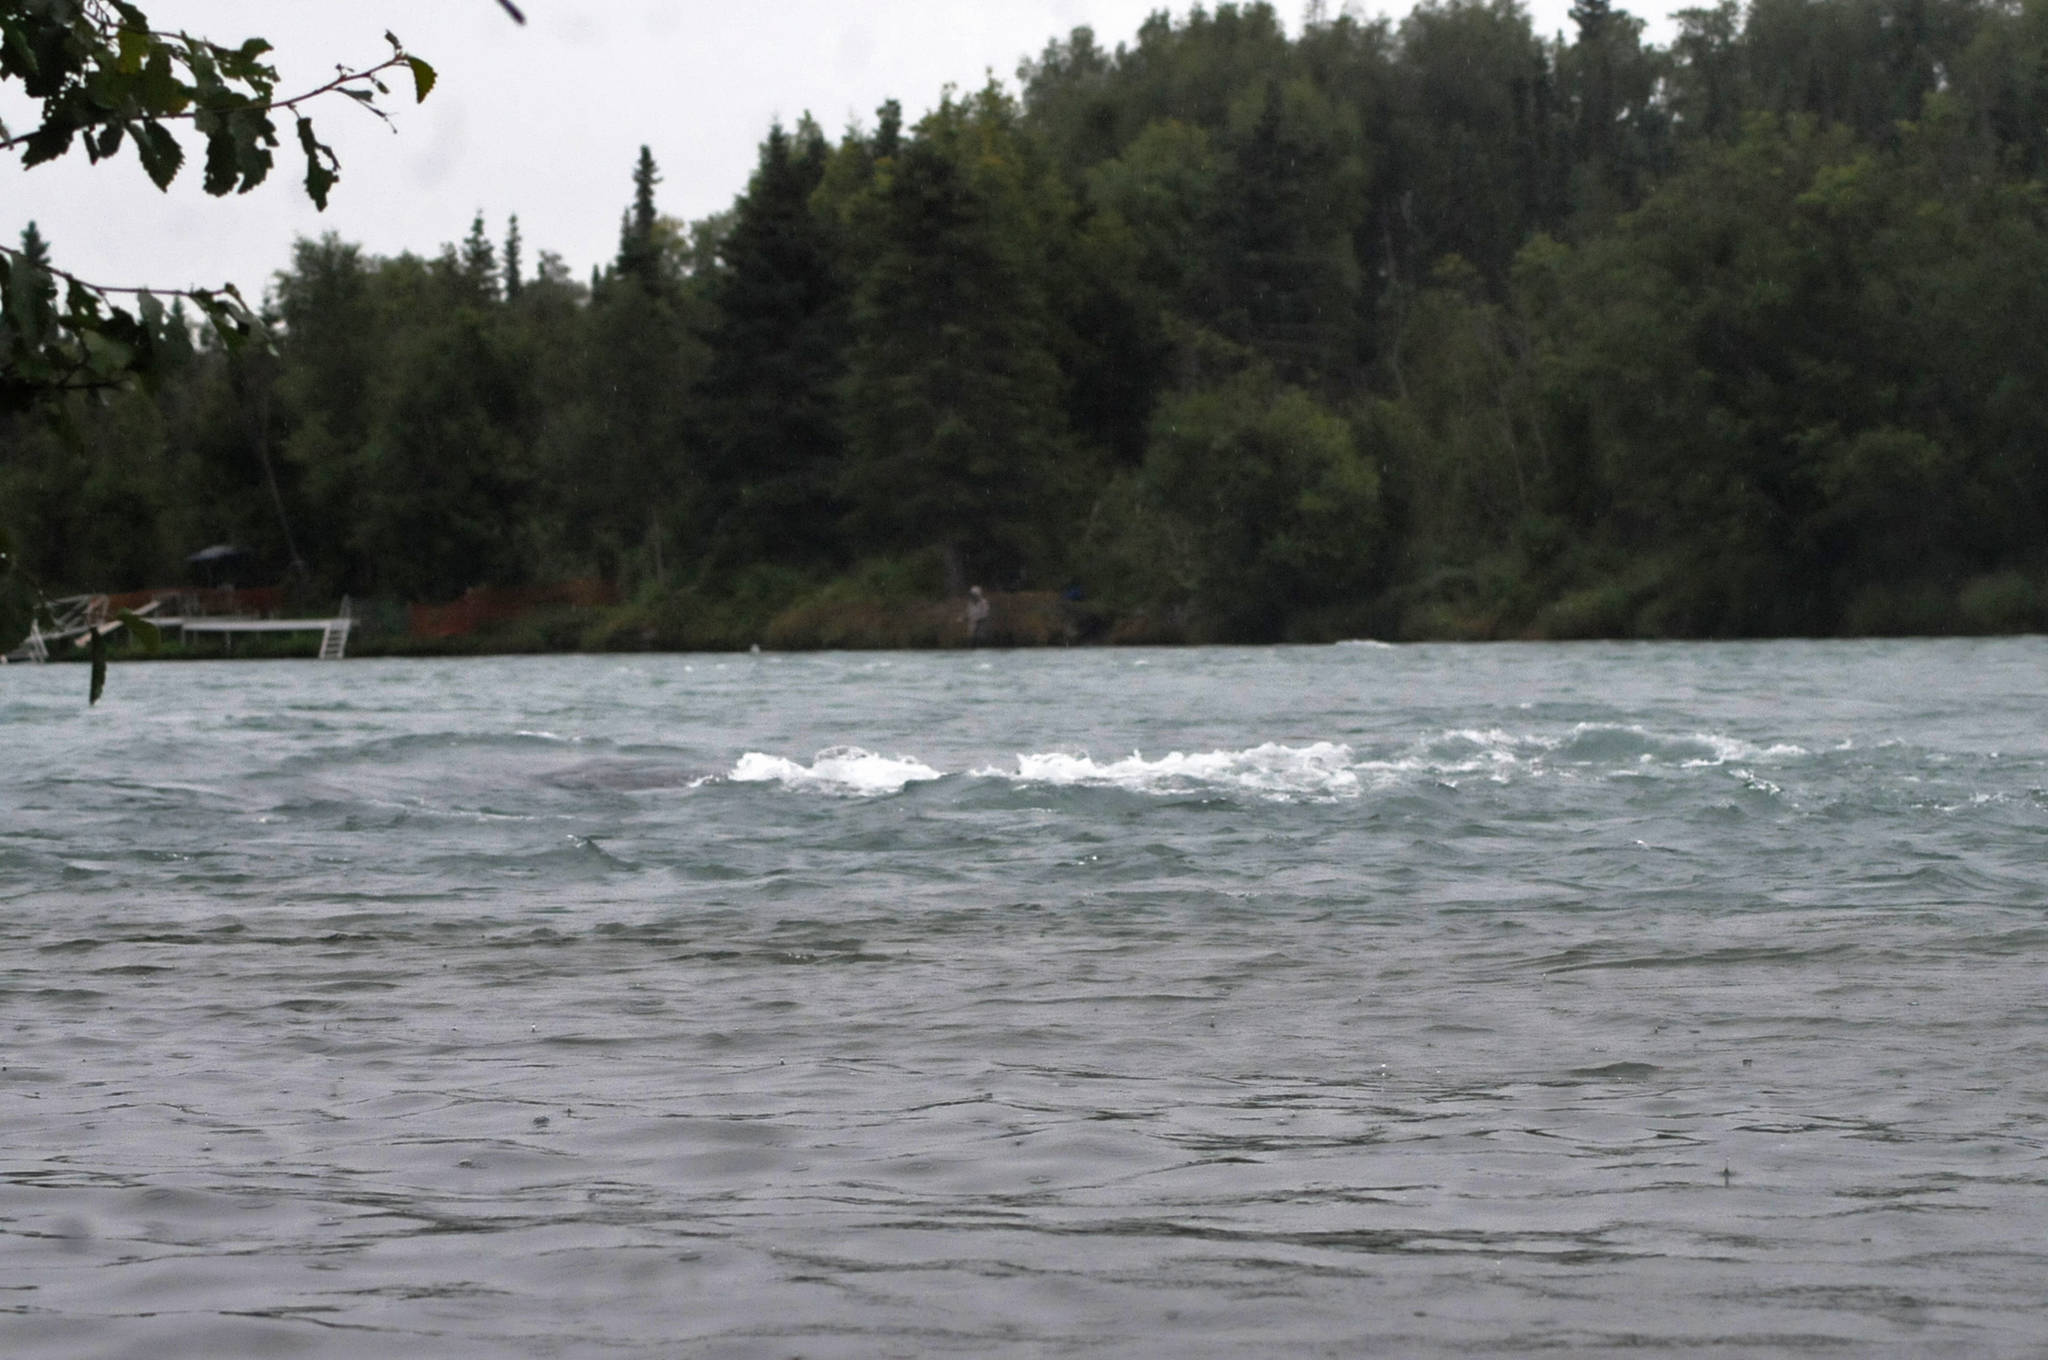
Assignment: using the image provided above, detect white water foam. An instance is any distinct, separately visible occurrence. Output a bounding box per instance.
[1342,724,1809,787]
[725,727,1807,800]
[990,742,1363,800]
[728,747,944,796]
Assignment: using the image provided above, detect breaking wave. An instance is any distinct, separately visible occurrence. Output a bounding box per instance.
[728,747,945,796]
[722,726,1806,801]
[991,741,1361,799]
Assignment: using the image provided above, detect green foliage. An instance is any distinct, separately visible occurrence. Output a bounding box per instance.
[615,145,665,288]
[1957,572,2046,633]
[0,523,43,652]
[14,0,2048,652]
[2,3,444,695]
[1376,255,1543,567]
[2,3,432,414]
[1388,0,1557,285]
[834,85,1086,588]
[1125,368,1382,638]
[1201,77,1367,379]
[696,119,848,569]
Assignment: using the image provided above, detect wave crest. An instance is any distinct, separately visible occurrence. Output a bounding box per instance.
[722,726,1808,800]
[729,747,944,796]
[993,742,1361,800]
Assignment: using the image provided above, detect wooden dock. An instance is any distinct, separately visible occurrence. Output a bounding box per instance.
[158,614,355,658]
[4,593,357,663]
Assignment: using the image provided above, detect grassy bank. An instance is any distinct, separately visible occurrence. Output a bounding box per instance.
[373,561,2048,654]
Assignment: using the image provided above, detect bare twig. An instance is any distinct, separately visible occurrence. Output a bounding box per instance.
[0,241,248,303]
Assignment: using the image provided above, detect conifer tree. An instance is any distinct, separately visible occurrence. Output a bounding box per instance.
[873,100,904,159]
[503,215,524,300]
[460,211,499,301]
[1205,80,1360,384]
[18,221,51,268]
[616,146,664,288]
[837,88,1083,588]
[568,144,704,585]
[698,120,848,568]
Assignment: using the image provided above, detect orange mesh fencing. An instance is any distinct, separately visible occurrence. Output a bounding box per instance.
[408,581,619,639]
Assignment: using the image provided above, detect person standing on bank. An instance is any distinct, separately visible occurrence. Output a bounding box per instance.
[966,586,990,644]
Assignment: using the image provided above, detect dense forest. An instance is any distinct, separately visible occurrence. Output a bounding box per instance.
[8,0,2048,646]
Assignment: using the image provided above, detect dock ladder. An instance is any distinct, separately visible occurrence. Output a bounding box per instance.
[318,597,353,660]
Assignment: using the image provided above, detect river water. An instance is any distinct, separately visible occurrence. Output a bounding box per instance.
[3,642,2045,1357]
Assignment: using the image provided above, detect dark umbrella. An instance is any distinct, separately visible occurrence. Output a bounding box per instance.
[186,544,250,587]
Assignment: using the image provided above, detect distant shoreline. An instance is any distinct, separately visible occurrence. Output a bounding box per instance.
[24,583,2046,667]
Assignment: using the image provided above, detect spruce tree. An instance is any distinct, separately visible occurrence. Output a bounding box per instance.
[616,145,664,287]
[1205,82,1357,384]
[503,214,524,300]
[873,100,903,159]
[698,120,847,568]
[837,89,1081,587]
[578,145,703,584]
[460,211,498,300]
[19,221,52,268]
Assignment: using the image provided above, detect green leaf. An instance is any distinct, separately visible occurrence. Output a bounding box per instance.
[137,48,190,116]
[406,56,436,103]
[78,327,135,377]
[63,277,102,322]
[116,26,150,75]
[184,39,221,96]
[118,609,162,654]
[88,629,107,705]
[190,285,267,354]
[3,25,39,75]
[137,119,183,189]
[297,116,336,209]
[22,118,77,168]
[202,120,236,195]
[208,106,278,195]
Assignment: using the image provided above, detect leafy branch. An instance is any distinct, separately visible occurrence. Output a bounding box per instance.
[2,4,436,209]
[0,239,259,413]
[0,42,429,197]
[0,1,446,699]
[2,2,522,699]
[1,3,439,416]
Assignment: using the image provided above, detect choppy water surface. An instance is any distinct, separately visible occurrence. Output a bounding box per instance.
[4,641,2046,1357]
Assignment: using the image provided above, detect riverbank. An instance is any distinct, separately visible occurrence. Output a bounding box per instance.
[366,563,2048,653]
[26,564,2048,665]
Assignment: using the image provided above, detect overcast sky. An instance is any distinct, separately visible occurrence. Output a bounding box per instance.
[3,0,1690,301]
